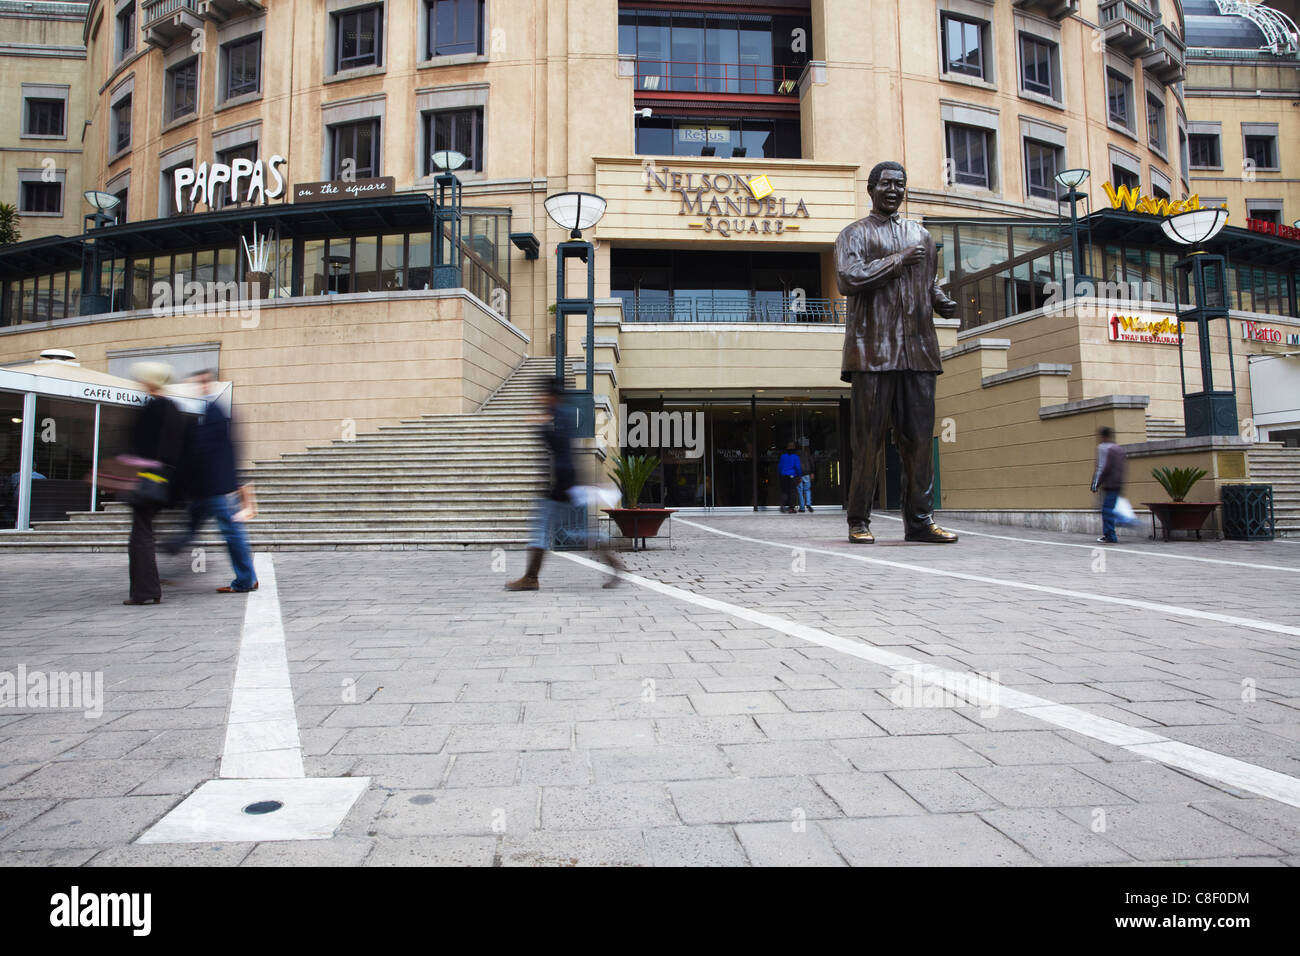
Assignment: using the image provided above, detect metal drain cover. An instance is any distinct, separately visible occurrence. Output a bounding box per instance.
[242,800,284,815]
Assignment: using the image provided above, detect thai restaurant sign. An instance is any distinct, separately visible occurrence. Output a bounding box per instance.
[1108,311,1182,345]
[1246,219,1300,241]
[593,157,857,244]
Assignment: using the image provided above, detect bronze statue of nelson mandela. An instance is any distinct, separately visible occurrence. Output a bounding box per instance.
[835,161,959,545]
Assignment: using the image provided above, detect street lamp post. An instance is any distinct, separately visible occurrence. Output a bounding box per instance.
[80,190,121,315]
[1054,168,1091,289]
[430,150,467,289]
[1161,206,1236,437]
[544,191,607,439]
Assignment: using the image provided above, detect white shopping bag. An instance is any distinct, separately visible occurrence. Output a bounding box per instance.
[1114,496,1137,525]
[568,485,621,509]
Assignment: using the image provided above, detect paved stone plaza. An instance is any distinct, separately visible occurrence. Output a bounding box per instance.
[1,512,1298,866]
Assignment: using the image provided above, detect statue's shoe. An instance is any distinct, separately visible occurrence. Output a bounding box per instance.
[848,522,874,544]
[904,523,959,543]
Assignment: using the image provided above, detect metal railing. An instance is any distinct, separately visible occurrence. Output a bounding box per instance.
[634,59,801,96]
[1099,0,1155,36]
[142,0,197,24]
[622,295,844,324]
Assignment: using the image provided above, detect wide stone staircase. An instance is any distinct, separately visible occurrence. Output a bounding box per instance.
[1249,443,1300,538]
[0,358,569,551]
[1145,416,1185,440]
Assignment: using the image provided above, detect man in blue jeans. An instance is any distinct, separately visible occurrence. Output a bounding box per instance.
[168,370,257,593]
[1090,426,1128,544]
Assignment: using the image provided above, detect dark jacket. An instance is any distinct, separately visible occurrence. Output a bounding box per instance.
[835,211,956,380]
[1092,442,1127,491]
[543,404,577,503]
[186,399,241,497]
[131,395,186,469]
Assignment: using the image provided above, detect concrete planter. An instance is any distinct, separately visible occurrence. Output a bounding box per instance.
[1143,501,1220,541]
[603,507,676,550]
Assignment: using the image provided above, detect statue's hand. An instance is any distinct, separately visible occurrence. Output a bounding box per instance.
[935,297,958,319]
[900,244,927,267]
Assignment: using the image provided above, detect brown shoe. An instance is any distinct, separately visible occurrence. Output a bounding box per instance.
[597,544,624,588]
[904,523,959,544]
[505,547,544,591]
[848,522,874,544]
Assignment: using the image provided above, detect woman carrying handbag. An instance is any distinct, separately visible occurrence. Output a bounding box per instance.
[124,362,187,606]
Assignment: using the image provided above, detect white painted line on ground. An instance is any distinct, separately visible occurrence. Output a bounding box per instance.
[558,550,1300,810]
[220,552,303,779]
[871,512,1299,574]
[675,518,1300,639]
[138,553,370,844]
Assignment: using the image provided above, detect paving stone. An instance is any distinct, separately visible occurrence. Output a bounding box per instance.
[654,716,766,745]
[86,843,254,866]
[575,719,656,749]
[348,754,450,790]
[953,730,1103,766]
[1075,761,1233,803]
[687,692,787,716]
[1057,805,1282,861]
[814,772,926,817]
[1191,798,1300,854]
[444,752,520,788]
[541,783,679,830]
[821,814,1038,866]
[371,786,537,837]
[735,822,846,866]
[241,836,374,866]
[644,825,749,866]
[959,765,1132,809]
[0,796,177,850]
[591,746,731,784]
[885,769,1003,813]
[521,751,593,786]
[668,777,842,825]
[753,711,884,740]
[722,741,851,777]
[333,726,451,755]
[364,836,498,866]
[830,735,989,772]
[499,828,651,866]
[445,723,572,753]
[867,708,983,736]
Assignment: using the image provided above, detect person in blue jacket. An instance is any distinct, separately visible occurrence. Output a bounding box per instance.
[778,441,802,514]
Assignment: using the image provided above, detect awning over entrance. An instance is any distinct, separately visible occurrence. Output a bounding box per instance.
[0,194,439,280]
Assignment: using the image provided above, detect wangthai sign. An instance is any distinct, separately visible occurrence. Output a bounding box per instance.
[293,177,396,203]
[645,167,810,237]
[1108,311,1182,345]
[1103,183,1220,219]
[173,155,287,212]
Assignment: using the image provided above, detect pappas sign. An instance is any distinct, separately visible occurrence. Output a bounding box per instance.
[293,177,396,203]
[173,155,287,213]
[1108,312,1181,345]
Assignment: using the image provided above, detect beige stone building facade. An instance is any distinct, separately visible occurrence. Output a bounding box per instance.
[2,0,1298,535]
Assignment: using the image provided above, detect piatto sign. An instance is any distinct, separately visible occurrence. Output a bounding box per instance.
[1108,312,1182,345]
[1241,320,1300,345]
[645,167,811,237]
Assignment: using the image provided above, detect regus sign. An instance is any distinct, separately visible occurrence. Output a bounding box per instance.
[173,155,287,212]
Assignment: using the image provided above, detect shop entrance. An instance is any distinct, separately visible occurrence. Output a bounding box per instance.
[625,397,843,509]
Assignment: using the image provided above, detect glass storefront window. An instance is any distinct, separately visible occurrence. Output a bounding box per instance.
[66,267,80,317]
[304,239,328,295]
[29,397,96,522]
[380,234,406,290]
[0,390,25,528]
[408,233,431,290]
[353,236,380,293]
[216,247,238,286]
[50,272,66,321]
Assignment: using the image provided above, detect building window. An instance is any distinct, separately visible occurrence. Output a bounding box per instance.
[20,181,62,215]
[163,166,195,216]
[1111,164,1140,190]
[1019,34,1058,99]
[1024,139,1061,201]
[635,115,801,159]
[212,143,257,209]
[24,98,66,137]
[166,59,198,122]
[619,8,811,95]
[117,4,136,61]
[1151,179,1170,202]
[1106,69,1133,130]
[1247,206,1281,225]
[223,35,262,101]
[331,119,380,179]
[1188,133,1220,168]
[946,123,993,188]
[1244,134,1278,170]
[429,0,484,57]
[112,96,132,154]
[335,5,383,72]
[424,108,483,174]
[112,187,128,223]
[1178,127,1189,181]
[1147,94,1165,152]
[942,13,988,80]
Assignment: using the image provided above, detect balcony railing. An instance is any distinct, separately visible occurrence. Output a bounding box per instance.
[1099,0,1155,56]
[1142,20,1186,84]
[199,0,264,20]
[142,0,202,47]
[621,295,844,324]
[634,59,802,96]
[1011,0,1079,20]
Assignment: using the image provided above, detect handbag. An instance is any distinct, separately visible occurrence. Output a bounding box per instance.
[128,463,172,507]
[1114,496,1137,525]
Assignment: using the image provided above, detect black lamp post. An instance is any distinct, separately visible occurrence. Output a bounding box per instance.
[1161,206,1236,437]
[80,190,121,315]
[1054,168,1090,287]
[544,191,607,439]
[431,150,466,289]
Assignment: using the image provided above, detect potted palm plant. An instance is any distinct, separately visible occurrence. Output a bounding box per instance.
[602,454,674,549]
[1144,466,1219,540]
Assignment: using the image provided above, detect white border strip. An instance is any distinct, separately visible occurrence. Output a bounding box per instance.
[558,549,1300,810]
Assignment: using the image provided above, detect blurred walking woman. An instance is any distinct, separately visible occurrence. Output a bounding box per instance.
[124,363,186,606]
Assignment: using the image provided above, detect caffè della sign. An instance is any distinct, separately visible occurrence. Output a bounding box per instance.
[645,166,811,237]
[173,155,288,212]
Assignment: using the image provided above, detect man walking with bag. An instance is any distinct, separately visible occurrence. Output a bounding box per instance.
[1091,426,1128,544]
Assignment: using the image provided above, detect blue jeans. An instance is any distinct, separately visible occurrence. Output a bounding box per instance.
[1100,488,1119,541]
[797,475,812,509]
[187,493,257,590]
[530,498,591,550]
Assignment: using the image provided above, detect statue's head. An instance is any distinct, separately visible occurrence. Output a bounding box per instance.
[868,161,907,217]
